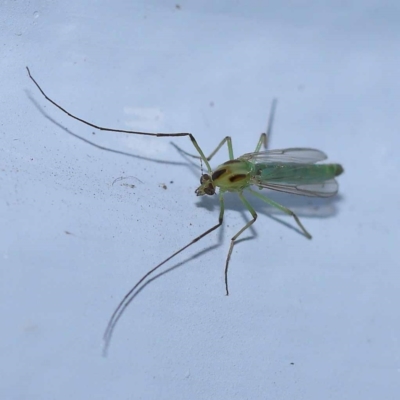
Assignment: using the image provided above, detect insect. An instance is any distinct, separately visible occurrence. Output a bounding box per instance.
[27,67,344,354]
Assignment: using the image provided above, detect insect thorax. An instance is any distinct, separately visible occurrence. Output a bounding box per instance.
[210,159,254,192]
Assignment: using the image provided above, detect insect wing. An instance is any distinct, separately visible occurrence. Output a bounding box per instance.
[239,148,327,164]
[256,179,339,197]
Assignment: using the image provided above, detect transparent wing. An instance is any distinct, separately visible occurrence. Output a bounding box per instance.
[254,179,339,197]
[239,148,327,164]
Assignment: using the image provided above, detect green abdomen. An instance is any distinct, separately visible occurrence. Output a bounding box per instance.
[256,163,343,184]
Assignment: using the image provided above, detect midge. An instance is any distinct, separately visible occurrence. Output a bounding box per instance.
[27,67,344,353]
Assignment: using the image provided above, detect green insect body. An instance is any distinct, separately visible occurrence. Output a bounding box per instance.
[197,155,343,197]
[255,163,343,185]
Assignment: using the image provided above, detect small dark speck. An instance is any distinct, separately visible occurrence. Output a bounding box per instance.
[159,183,167,190]
[290,362,294,365]
[209,101,214,107]
[170,180,174,184]
[92,132,96,135]
[64,231,73,235]
[175,4,181,9]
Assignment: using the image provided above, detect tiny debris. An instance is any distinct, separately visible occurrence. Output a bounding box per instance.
[122,183,135,189]
[175,4,181,10]
[159,183,167,190]
[112,176,143,186]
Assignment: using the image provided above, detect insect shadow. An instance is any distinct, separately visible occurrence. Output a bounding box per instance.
[104,241,223,355]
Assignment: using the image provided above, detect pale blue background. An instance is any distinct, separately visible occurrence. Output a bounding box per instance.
[1,1,399,399]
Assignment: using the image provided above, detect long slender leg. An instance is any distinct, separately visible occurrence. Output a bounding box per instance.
[176,97,278,161]
[253,133,268,154]
[172,135,234,161]
[248,188,312,239]
[102,191,226,355]
[26,67,213,173]
[254,98,278,153]
[224,193,257,296]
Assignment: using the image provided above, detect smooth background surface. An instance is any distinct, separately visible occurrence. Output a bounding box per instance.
[1,1,399,399]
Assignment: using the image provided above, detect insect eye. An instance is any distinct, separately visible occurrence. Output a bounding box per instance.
[204,184,215,195]
[200,174,210,184]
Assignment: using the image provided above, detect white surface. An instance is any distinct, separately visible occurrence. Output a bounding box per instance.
[1,1,400,399]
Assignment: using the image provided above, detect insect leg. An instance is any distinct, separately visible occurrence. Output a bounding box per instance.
[248,188,312,239]
[254,98,277,153]
[224,193,257,296]
[102,191,226,355]
[173,97,278,160]
[26,67,213,174]
[172,135,235,161]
